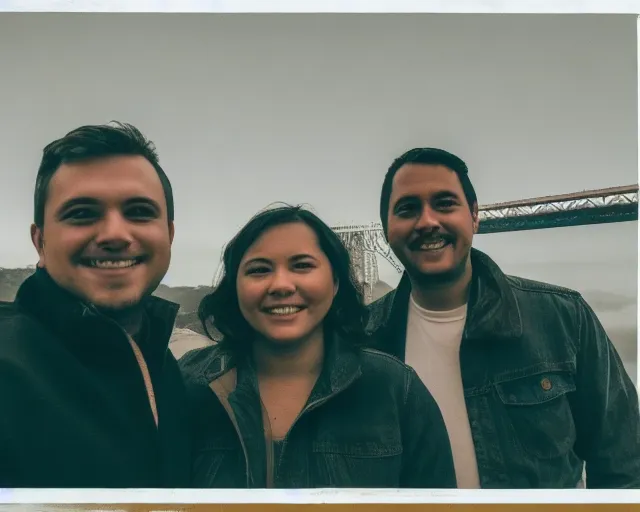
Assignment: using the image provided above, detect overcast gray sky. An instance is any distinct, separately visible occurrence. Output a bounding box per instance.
[0,13,636,284]
[0,13,636,377]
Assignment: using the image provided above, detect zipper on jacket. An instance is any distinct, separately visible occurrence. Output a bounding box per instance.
[209,364,360,488]
[259,397,275,488]
[260,372,360,488]
[209,373,252,488]
[126,334,158,427]
[82,304,159,429]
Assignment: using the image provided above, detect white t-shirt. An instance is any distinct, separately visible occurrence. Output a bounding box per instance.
[405,294,481,488]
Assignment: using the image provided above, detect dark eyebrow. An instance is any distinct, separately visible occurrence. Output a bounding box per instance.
[242,253,318,269]
[393,195,420,209]
[242,257,272,269]
[123,197,162,211]
[432,190,462,201]
[394,191,461,209]
[290,254,318,262]
[56,196,161,218]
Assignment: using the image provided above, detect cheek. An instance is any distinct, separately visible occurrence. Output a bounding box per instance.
[236,280,265,315]
[139,225,173,252]
[443,215,474,241]
[458,219,476,244]
[307,275,338,310]
[43,227,89,260]
[385,224,407,247]
[387,215,416,235]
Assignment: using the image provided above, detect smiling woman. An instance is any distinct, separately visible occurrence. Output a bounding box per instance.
[178,204,458,489]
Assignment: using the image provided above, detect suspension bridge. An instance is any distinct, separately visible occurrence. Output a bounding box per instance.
[212,185,638,302]
[332,184,639,303]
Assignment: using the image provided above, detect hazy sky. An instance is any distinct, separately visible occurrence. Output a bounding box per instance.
[0,13,636,287]
[0,13,636,379]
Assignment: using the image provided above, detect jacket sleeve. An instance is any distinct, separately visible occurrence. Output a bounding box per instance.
[574,296,640,488]
[399,368,457,488]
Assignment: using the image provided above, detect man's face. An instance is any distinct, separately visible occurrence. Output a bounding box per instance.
[386,163,478,285]
[31,155,174,311]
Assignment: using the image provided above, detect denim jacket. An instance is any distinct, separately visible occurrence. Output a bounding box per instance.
[365,248,640,488]
[178,333,457,488]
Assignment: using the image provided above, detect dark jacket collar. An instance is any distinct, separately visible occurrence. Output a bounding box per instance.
[376,248,523,357]
[14,267,180,361]
[190,330,363,401]
[463,248,523,341]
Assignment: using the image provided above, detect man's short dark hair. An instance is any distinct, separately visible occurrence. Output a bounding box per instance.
[34,121,174,227]
[379,147,477,234]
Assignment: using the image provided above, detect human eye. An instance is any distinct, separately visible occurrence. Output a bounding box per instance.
[62,207,99,224]
[125,204,159,222]
[246,265,270,276]
[435,198,460,211]
[293,261,316,271]
[394,202,419,217]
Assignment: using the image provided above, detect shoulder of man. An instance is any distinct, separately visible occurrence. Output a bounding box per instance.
[0,303,61,398]
[364,288,399,335]
[505,274,584,310]
[0,300,51,349]
[0,299,20,318]
[357,346,414,385]
[506,274,582,298]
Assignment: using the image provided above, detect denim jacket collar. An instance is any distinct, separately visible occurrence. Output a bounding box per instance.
[198,331,363,399]
[386,248,523,346]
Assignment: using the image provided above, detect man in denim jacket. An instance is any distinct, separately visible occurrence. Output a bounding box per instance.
[365,147,640,488]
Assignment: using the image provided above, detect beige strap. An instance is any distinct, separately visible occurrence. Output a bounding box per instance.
[127,335,159,428]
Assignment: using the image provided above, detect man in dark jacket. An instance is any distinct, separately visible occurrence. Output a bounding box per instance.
[0,122,190,487]
[366,147,640,489]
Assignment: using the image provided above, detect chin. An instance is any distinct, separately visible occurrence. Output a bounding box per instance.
[267,334,303,344]
[414,263,455,276]
[263,332,309,347]
[414,261,468,285]
[88,293,145,312]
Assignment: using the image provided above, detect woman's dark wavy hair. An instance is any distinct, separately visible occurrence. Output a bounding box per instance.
[198,204,368,356]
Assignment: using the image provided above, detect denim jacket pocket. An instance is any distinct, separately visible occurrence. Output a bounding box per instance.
[496,370,577,459]
[311,441,403,487]
[193,436,238,487]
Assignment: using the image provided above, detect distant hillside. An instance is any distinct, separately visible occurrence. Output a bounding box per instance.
[579,290,636,313]
[153,283,213,313]
[1,267,634,361]
[0,267,36,301]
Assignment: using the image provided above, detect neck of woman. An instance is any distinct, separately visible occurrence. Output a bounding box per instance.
[253,327,325,379]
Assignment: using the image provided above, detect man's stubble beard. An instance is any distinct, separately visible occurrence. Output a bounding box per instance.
[409,248,472,290]
[92,274,164,326]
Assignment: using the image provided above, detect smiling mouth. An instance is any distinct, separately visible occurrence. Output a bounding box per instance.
[420,240,447,250]
[412,238,450,251]
[263,306,306,316]
[80,257,145,269]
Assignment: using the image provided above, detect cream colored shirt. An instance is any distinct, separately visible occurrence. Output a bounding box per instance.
[405,295,481,488]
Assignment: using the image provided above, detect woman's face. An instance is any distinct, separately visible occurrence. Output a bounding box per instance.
[236,222,337,347]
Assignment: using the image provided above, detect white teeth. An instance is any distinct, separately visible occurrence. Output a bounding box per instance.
[268,306,303,315]
[420,240,447,250]
[90,259,138,269]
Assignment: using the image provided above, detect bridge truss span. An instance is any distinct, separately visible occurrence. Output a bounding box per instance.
[213,185,637,302]
[331,184,638,302]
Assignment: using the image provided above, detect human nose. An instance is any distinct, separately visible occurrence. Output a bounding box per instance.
[94,210,134,249]
[267,268,296,296]
[414,204,441,232]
